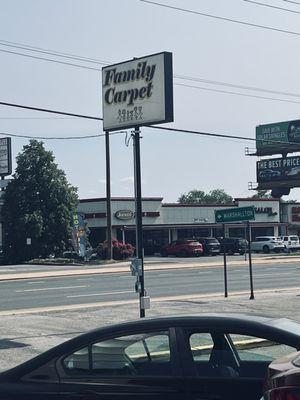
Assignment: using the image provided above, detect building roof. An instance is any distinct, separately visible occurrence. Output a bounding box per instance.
[234,198,280,202]
[80,197,164,203]
[162,203,235,208]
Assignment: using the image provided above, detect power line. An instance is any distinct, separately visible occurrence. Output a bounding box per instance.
[140,0,300,38]
[1,38,300,103]
[0,117,76,120]
[149,124,300,148]
[0,48,100,71]
[174,74,300,99]
[0,101,102,121]
[243,0,300,15]
[0,39,109,66]
[176,82,300,105]
[282,0,300,5]
[1,99,300,147]
[0,131,107,140]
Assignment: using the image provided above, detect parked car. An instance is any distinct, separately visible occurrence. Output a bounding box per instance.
[280,235,300,252]
[161,239,203,257]
[2,314,300,400]
[196,237,221,255]
[251,236,285,253]
[219,237,248,255]
[259,169,281,180]
[262,351,300,400]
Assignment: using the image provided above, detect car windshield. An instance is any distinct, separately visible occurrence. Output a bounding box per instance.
[207,239,219,244]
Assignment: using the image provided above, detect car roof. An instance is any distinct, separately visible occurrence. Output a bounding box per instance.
[2,313,300,380]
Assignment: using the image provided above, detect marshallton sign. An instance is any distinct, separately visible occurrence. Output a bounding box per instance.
[102,52,173,131]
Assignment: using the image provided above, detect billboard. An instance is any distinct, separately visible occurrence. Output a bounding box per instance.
[256,119,300,156]
[257,155,300,188]
[0,138,12,176]
[102,52,173,131]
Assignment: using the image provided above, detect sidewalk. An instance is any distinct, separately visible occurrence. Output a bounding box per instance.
[0,254,300,281]
[1,286,300,371]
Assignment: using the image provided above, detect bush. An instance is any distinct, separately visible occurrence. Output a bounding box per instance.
[96,239,135,260]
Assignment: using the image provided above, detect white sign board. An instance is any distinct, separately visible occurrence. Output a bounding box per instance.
[0,138,12,176]
[102,52,173,131]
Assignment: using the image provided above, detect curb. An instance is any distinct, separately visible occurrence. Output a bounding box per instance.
[0,255,300,282]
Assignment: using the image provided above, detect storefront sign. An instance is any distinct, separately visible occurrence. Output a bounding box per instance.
[215,206,255,223]
[0,138,12,176]
[255,207,277,216]
[291,207,300,222]
[115,210,134,221]
[102,52,173,131]
[256,120,300,156]
[257,155,300,186]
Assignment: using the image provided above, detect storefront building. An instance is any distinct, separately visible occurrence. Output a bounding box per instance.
[281,202,300,236]
[78,197,288,255]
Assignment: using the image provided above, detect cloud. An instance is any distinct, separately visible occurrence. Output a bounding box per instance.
[120,176,134,183]
[120,176,146,185]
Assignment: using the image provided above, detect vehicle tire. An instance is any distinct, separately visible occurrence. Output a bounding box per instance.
[263,245,270,254]
[239,250,245,255]
[274,248,281,253]
[227,250,234,256]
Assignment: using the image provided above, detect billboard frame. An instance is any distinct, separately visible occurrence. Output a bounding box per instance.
[102,51,173,132]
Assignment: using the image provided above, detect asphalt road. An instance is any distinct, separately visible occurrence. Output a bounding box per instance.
[1,260,300,312]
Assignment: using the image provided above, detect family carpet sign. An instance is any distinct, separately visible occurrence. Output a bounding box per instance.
[102,52,173,131]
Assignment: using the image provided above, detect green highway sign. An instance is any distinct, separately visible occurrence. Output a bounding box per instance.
[215,206,255,223]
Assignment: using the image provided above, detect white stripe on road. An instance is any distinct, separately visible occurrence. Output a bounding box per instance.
[67,290,133,298]
[76,278,95,281]
[15,285,88,293]
[26,281,46,284]
[255,272,294,277]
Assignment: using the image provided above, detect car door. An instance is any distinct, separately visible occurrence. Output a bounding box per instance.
[251,239,259,251]
[167,241,178,256]
[178,327,297,400]
[57,328,185,400]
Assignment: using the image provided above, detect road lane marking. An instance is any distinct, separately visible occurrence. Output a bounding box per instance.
[67,290,133,298]
[15,285,88,293]
[3,285,300,315]
[26,281,46,284]
[251,272,295,277]
[76,278,95,281]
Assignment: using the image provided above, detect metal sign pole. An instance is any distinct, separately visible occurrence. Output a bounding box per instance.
[105,131,112,260]
[223,223,228,298]
[133,126,145,318]
[247,220,255,300]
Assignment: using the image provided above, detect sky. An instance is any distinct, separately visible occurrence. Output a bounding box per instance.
[0,0,300,202]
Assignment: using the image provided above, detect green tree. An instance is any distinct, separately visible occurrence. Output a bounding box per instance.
[2,140,78,263]
[178,189,233,204]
